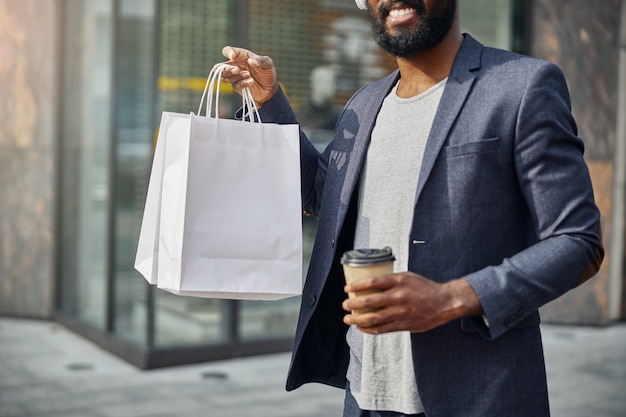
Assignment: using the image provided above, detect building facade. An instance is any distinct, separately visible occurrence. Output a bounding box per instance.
[1,0,624,368]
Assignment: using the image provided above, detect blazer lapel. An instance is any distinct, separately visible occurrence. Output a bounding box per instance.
[414,35,483,205]
[333,35,484,233]
[335,71,400,231]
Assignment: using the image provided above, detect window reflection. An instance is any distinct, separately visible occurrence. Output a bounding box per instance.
[112,0,156,345]
[59,0,113,329]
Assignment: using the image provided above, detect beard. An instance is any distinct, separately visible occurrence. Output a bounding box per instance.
[368,0,457,58]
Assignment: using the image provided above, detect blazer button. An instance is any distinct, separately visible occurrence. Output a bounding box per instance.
[309,294,316,306]
[331,238,336,248]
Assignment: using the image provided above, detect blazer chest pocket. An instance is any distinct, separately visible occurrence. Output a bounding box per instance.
[443,137,500,158]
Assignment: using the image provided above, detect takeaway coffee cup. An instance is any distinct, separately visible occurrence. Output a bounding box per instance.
[340,247,395,314]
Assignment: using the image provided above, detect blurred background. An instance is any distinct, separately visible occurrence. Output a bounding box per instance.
[0,0,624,372]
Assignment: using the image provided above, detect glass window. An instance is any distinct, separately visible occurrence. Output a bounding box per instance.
[460,0,515,50]
[153,0,236,346]
[112,0,157,345]
[154,295,231,345]
[59,0,113,329]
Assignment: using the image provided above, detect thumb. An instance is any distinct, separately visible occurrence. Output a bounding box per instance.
[222,46,257,63]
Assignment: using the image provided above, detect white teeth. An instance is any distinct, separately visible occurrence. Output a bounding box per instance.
[388,8,414,18]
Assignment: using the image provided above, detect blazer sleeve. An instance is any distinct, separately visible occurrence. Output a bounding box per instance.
[257,88,329,216]
[465,62,604,339]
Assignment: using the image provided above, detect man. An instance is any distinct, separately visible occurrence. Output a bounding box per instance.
[220,0,604,416]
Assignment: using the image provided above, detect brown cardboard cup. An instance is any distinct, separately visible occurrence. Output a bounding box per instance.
[341,247,395,315]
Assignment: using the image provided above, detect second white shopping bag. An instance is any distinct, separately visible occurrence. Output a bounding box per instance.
[150,64,302,300]
[135,111,189,284]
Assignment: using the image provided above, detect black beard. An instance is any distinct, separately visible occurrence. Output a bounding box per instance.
[368,0,457,58]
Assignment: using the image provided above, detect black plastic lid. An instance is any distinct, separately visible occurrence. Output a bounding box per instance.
[340,247,395,266]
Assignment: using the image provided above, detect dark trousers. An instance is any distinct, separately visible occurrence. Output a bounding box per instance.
[343,382,426,417]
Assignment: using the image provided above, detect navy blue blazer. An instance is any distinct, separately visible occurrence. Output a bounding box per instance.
[258,35,603,417]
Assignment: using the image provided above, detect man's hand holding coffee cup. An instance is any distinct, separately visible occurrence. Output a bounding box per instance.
[342,271,485,335]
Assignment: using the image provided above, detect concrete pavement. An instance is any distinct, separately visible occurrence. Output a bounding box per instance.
[0,318,624,417]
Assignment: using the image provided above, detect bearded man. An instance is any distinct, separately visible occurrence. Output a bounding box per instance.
[220,1,604,416]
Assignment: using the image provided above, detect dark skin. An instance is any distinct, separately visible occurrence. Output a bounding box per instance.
[220,0,484,335]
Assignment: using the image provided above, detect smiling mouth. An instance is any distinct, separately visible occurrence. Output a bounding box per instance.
[388,8,415,18]
[385,5,417,26]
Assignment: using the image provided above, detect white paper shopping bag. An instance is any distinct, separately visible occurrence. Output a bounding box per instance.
[135,112,191,284]
[139,64,302,300]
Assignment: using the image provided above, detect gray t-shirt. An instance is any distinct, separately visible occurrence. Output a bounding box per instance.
[347,78,446,414]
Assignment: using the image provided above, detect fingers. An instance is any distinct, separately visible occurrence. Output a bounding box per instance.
[220,46,275,83]
[341,272,443,334]
[342,307,403,333]
[222,46,257,62]
[221,46,274,71]
[342,275,403,317]
[220,65,250,84]
[342,290,389,314]
[220,46,253,83]
[344,274,396,294]
[219,45,278,105]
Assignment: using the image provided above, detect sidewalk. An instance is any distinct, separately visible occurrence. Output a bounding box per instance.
[0,318,624,417]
